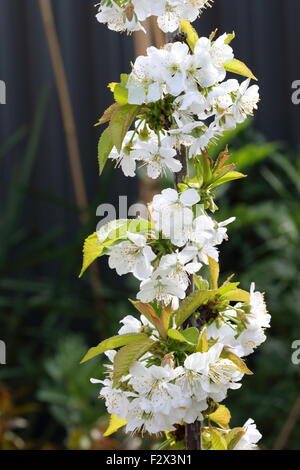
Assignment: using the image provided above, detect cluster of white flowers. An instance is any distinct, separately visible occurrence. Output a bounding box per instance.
[207,283,271,358]
[92,301,268,447]
[88,0,268,451]
[105,188,234,308]
[96,0,213,34]
[109,128,182,178]
[108,37,259,178]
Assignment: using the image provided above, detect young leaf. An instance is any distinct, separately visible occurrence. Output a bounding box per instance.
[224,58,257,80]
[112,83,129,105]
[113,338,156,386]
[108,74,129,104]
[211,171,247,188]
[224,288,250,302]
[79,219,152,277]
[80,333,149,363]
[98,218,152,244]
[95,103,121,127]
[103,414,127,437]
[208,405,231,430]
[167,329,190,344]
[182,327,199,345]
[160,304,174,336]
[98,127,114,175]
[197,328,208,353]
[79,232,115,278]
[129,300,158,323]
[221,349,253,375]
[208,257,219,290]
[225,428,245,450]
[194,275,209,291]
[175,290,217,327]
[129,300,168,339]
[179,20,199,51]
[218,282,240,295]
[109,104,139,152]
[210,426,228,450]
[225,32,235,44]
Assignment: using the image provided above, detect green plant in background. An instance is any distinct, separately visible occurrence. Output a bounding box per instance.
[0,91,136,449]
[1,97,299,449]
[216,142,300,450]
[37,335,103,448]
[0,68,299,452]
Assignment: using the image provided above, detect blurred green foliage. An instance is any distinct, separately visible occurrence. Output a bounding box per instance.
[0,112,299,449]
[214,124,300,451]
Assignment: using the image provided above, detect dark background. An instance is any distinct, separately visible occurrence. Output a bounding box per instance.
[0,0,299,451]
[1,0,300,229]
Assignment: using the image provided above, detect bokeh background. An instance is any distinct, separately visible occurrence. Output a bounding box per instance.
[0,0,300,450]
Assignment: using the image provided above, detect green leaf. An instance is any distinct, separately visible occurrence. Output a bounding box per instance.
[113,338,156,386]
[79,219,152,277]
[208,257,219,290]
[225,428,245,450]
[221,349,253,375]
[180,20,199,51]
[80,333,149,363]
[210,427,228,450]
[225,32,235,44]
[196,328,208,353]
[95,103,121,127]
[108,74,129,104]
[109,104,139,152]
[157,439,174,450]
[98,127,114,175]
[181,327,199,345]
[211,171,247,188]
[129,300,169,340]
[218,282,240,295]
[79,232,115,278]
[224,58,257,80]
[167,329,190,344]
[168,327,199,345]
[224,288,250,302]
[113,84,129,105]
[194,275,209,291]
[103,414,127,437]
[97,218,152,244]
[175,290,217,327]
[208,405,231,430]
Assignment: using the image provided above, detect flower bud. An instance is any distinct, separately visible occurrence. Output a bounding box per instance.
[125,3,134,22]
[161,353,175,368]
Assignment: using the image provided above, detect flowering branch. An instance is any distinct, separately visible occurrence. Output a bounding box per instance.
[79,2,270,451]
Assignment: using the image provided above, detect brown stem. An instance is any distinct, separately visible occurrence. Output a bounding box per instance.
[175,146,188,187]
[273,396,300,450]
[185,421,202,450]
[174,146,202,451]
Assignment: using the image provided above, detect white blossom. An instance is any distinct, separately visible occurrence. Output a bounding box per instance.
[183,343,243,402]
[159,245,202,290]
[133,139,182,179]
[137,269,186,308]
[233,419,262,450]
[118,314,152,335]
[108,232,156,280]
[152,188,200,246]
[108,131,138,177]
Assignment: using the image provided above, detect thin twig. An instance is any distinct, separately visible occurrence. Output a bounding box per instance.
[273,396,300,450]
